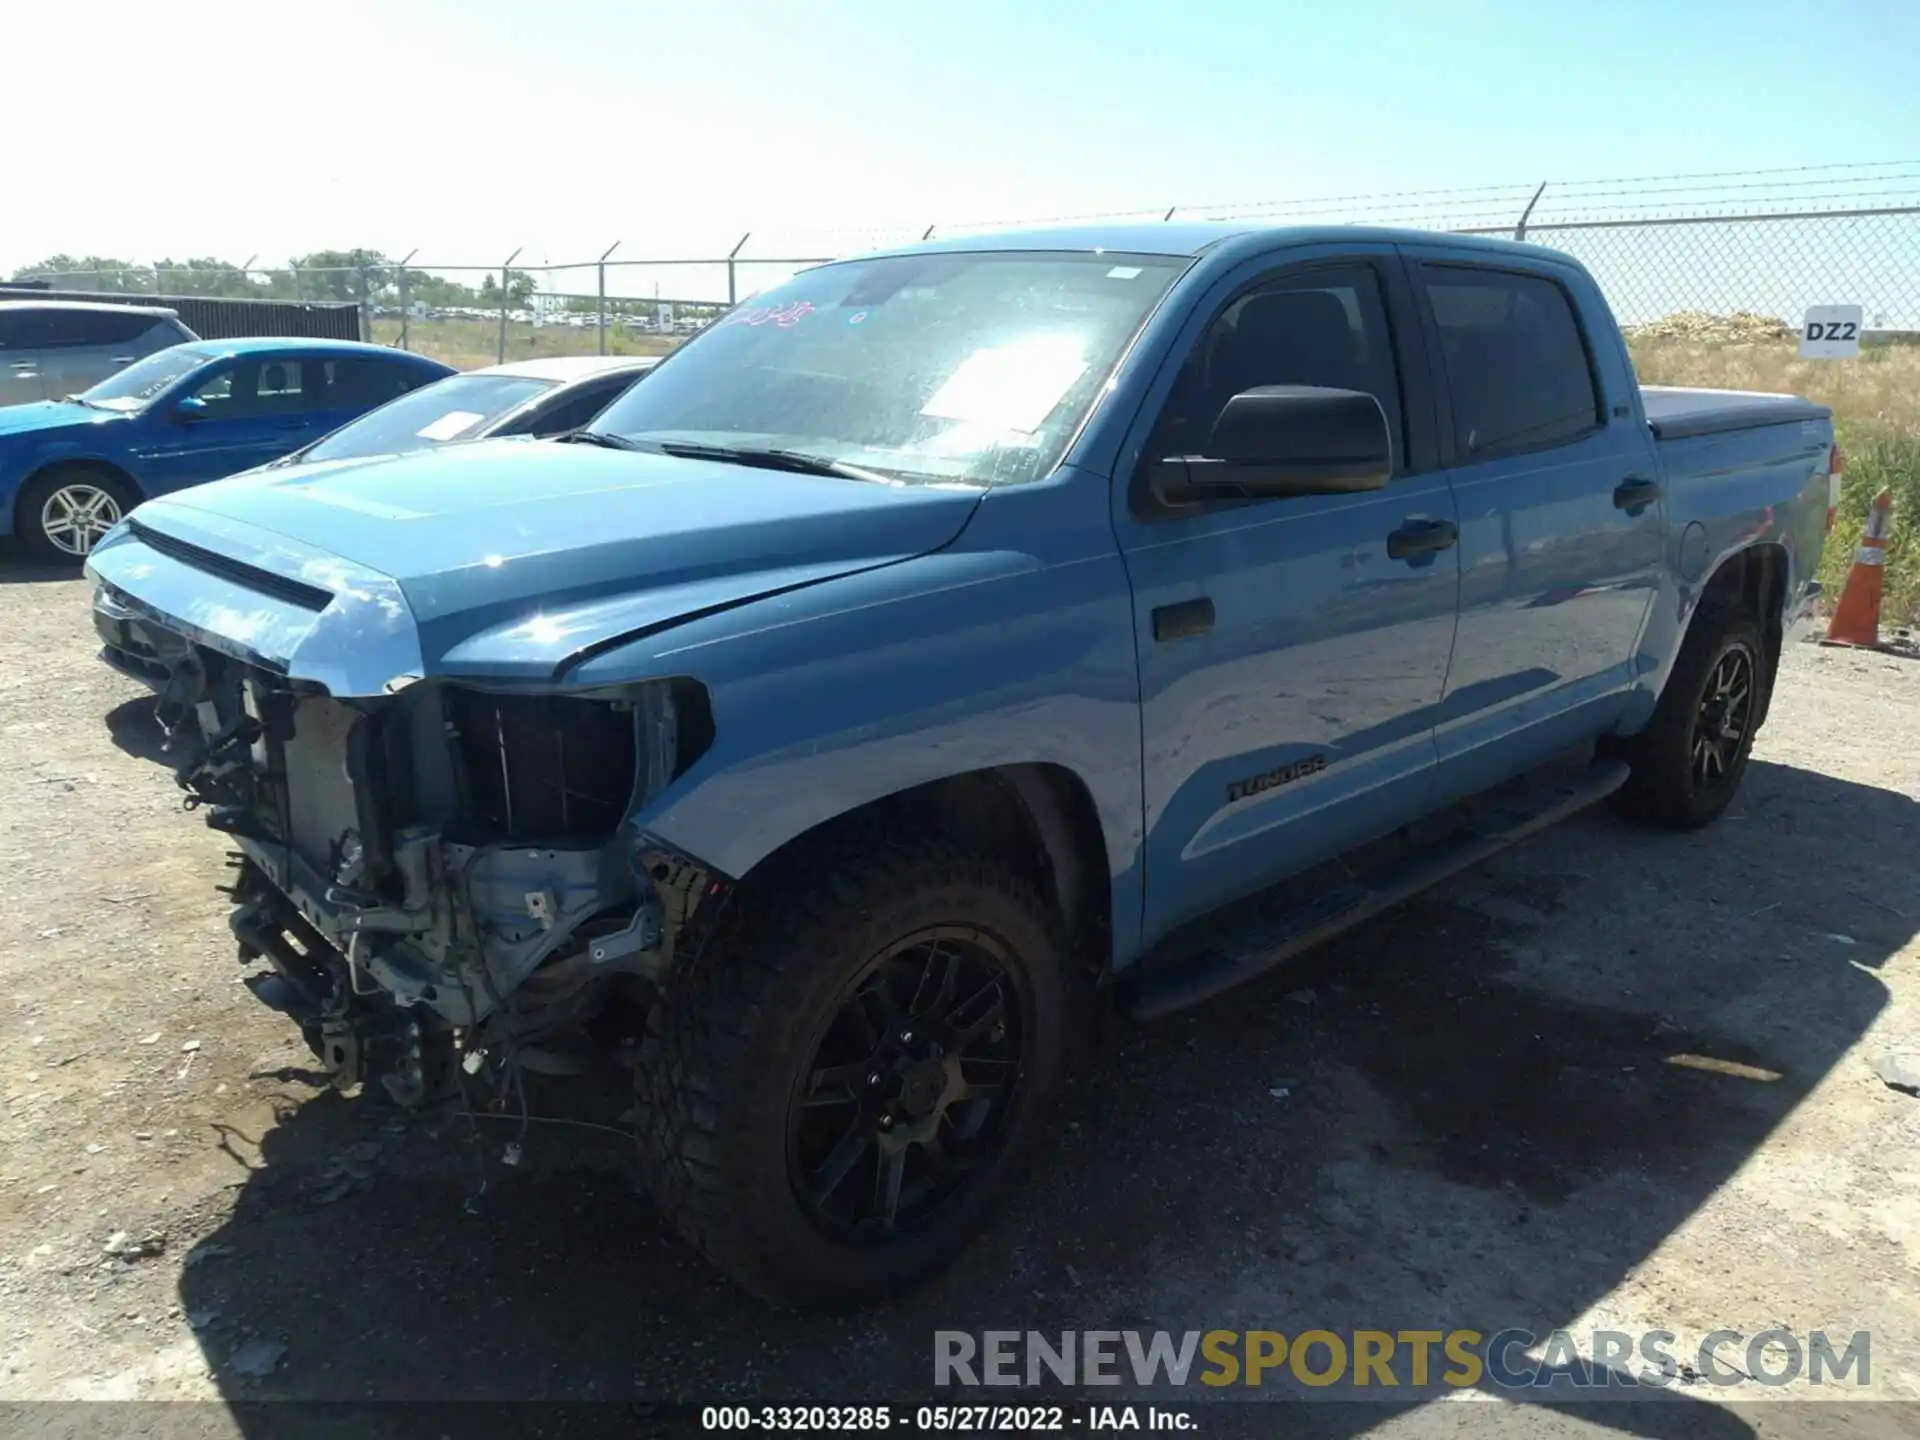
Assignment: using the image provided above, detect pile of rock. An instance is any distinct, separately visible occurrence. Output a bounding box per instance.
[1625,311,1794,344]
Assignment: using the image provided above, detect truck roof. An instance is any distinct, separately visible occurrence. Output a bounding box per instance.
[869,221,1551,263]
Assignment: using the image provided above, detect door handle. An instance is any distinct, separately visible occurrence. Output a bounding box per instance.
[110,355,136,364]
[1614,477,1663,512]
[1152,597,1215,642]
[1386,518,1458,560]
[274,419,310,431]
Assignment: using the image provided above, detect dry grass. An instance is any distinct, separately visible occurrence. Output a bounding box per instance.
[1627,336,1920,430]
[1629,337,1920,625]
[369,316,683,372]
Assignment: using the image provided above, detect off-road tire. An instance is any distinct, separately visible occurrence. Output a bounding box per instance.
[634,834,1074,1308]
[18,465,138,567]
[1612,602,1768,830]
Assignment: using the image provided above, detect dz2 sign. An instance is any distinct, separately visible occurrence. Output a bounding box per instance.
[1800,305,1864,359]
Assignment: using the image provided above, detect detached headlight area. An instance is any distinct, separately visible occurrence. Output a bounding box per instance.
[147,639,715,1104]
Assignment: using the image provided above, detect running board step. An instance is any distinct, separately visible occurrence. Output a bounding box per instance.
[1114,758,1630,1021]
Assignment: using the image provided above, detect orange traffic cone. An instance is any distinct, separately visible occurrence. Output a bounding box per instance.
[1826,486,1894,648]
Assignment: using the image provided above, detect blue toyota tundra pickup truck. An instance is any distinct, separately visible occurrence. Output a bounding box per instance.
[83,223,1837,1306]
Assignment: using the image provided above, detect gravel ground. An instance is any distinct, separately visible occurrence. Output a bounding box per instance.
[2,563,1919,1438]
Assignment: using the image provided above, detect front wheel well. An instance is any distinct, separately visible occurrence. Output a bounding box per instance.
[708,765,1113,979]
[16,458,142,527]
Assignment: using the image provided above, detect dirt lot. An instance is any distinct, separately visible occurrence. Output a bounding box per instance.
[3,562,1920,1437]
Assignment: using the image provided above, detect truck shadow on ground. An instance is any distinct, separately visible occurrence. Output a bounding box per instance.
[0,557,84,586]
[105,695,176,764]
[175,757,1912,1438]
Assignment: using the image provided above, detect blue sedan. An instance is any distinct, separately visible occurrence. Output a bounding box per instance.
[0,337,453,562]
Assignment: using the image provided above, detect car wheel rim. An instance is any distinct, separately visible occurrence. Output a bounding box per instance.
[40,483,122,557]
[1690,645,1754,789]
[788,925,1025,1242]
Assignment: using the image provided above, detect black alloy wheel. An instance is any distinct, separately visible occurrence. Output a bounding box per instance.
[789,926,1024,1240]
[1690,646,1755,788]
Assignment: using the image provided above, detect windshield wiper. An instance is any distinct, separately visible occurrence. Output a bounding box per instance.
[556,428,643,450]
[654,440,893,484]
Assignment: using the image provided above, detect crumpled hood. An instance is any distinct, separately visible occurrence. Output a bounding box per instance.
[0,400,112,439]
[86,438,983,693]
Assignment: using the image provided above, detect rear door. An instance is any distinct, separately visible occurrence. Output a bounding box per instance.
[1112,245,1461,946]
[303,356,434,440]
[1401,249,1666,805]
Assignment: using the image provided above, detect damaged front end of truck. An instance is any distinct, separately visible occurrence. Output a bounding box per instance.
[121,612,718,1106]
[80,486,748,1111]
[79,436,987,1127]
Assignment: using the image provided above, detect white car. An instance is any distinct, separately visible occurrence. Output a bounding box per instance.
[270,354,660,468]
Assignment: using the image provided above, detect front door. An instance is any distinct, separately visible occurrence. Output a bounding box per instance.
[1112,250,1462,947]
[1399,252,1668,804]
[137,357,324,493]
[0,308,52,404]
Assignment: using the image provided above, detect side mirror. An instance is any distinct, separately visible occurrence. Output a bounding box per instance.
[174,395,209,423]
[1148,385,1391,507]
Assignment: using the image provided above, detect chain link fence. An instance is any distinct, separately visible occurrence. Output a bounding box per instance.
[1461,208,1920,334]
[17,166,1920,366]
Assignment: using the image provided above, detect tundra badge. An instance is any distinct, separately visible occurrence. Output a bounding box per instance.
[1227,753,1329,803]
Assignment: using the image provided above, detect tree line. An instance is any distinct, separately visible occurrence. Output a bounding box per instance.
[7,250,531,308]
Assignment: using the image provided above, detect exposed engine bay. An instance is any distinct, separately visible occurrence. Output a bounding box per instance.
[114,598,720,1108]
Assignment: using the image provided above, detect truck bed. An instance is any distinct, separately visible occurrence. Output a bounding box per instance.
[1640,385,1831,441]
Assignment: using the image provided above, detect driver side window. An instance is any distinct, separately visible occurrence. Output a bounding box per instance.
[189,365,237,410]
[188,359,307,419]
[1145,263,1406,477]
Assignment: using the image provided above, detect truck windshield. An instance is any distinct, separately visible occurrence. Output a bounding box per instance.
[80,346,211,411]
[586,250,1188,487]
[294,374,555,464]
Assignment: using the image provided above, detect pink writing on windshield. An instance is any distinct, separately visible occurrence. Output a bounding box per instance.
[720,300,817,329]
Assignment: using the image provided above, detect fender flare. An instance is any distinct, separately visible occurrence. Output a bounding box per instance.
[1670,539,1791,717]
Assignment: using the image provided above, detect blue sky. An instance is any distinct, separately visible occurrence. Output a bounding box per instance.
[7,0,1917,276]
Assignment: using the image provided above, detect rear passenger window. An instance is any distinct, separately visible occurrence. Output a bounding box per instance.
[317,358,423,409]
[38,311,95,348]
[1421,266,1601,460]
[74,312,162,347]
[521,376,638,436]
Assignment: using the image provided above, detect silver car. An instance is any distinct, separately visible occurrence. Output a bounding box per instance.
[276,353,660,467]
[0,301,200,407]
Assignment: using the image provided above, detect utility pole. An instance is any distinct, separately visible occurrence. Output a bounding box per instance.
[597,240,621,355]
[498,246,522,363]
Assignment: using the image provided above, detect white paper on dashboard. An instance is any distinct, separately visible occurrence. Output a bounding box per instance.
[415,410,486,441]
[919,337,1088,436]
